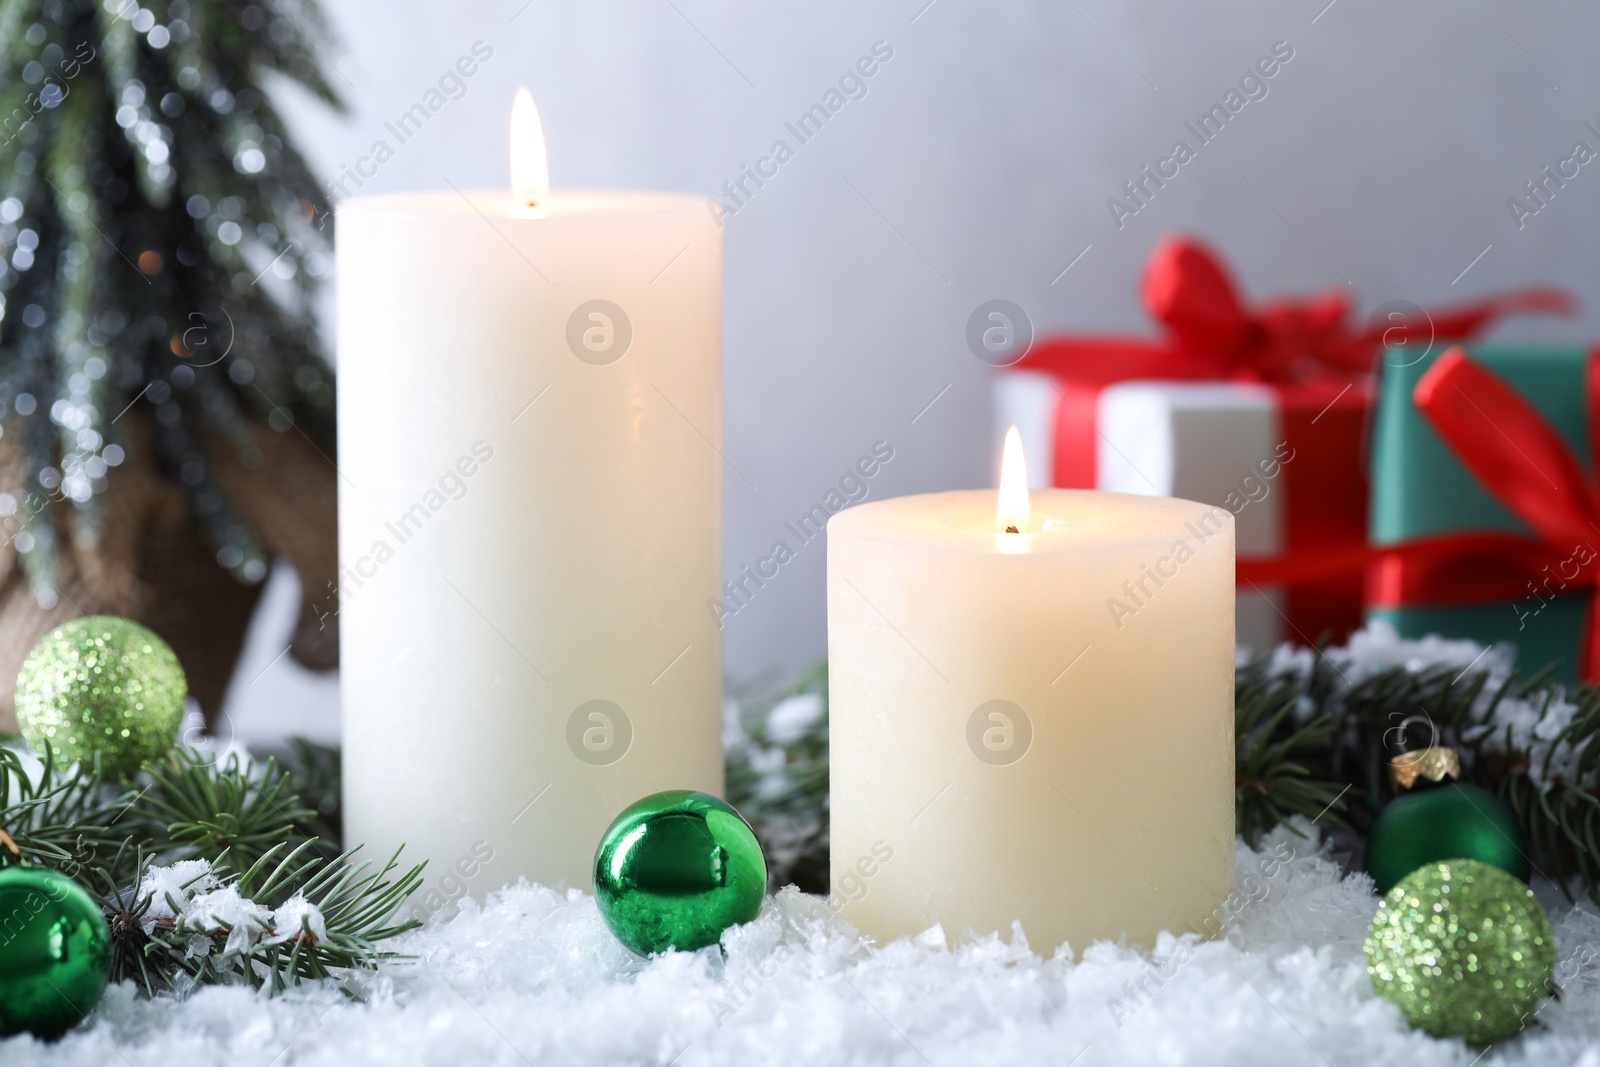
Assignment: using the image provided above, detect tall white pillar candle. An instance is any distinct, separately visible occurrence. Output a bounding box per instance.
[337,97,723,895]
[827,432,1234,950]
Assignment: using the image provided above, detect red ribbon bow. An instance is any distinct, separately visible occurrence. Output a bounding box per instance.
[1022,235,1572,383]
[1368,347,1600,681]
[1015,236,1572,489]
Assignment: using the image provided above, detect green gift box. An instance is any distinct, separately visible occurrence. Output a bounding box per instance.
[1367,344,1597,685]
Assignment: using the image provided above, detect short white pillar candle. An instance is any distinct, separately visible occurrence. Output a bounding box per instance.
[827,429,1235,950]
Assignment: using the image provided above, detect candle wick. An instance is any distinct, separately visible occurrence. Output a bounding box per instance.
[1005,525,1019,534]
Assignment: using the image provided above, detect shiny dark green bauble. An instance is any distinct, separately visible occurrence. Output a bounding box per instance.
[1367,860,1553,1043]
[1367,781,1530,894]
[0,868,112,1041]
[593,790,767,956]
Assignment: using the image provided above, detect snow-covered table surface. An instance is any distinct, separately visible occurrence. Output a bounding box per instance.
[6,821,1600,1067]
[12,623,1600,1066]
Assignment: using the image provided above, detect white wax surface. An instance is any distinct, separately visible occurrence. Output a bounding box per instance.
[337,189,723,893]
[828,489,1235,950]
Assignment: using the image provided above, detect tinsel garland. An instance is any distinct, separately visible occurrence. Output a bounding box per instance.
[0,0,338,592]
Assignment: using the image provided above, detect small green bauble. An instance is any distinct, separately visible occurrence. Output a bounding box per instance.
[15,616,188,780]
[1366,859,1554,1044]
[594,790,767,956]
[1367,747,1529,894]
[0,867,112,1041]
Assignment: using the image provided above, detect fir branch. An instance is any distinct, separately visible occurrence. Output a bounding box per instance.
[0,739,424,997]
[283,736,342,843]
[1233,673,1349,844]
[129,842,423,995]
[1232,638,1600,899]
[0,745,114,869]
[130,748,318,870]
[725,665,829,894]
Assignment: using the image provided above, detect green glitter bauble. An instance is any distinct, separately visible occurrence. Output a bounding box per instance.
[1366,859,1554,1044]
[594,790,767,956]
[0,867,112,1041]
[15,616,188,780]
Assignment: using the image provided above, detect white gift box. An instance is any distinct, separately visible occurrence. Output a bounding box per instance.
[994,373,1291,649]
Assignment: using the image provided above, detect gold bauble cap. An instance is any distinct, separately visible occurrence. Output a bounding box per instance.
[1389,746,1462,791]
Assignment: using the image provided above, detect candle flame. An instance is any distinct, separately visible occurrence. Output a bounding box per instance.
[997,425,1030,533]
[510,87,550,208]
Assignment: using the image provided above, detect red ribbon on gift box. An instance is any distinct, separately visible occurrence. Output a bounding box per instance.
[1367,347,1600,681]
[1015,236,1573,489]
[1011,235,1571,643]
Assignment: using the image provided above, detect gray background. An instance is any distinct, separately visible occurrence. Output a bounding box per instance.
[225,0,1599,744]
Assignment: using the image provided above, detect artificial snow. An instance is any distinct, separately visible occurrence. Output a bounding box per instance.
[764,693,826,745]
[131,862,332,965]
[135,861,221,932]
[0,821,1592,1065]
[263,895,328,947]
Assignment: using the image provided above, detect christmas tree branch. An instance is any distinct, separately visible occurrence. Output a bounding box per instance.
[1231,638,1600,900]
[0,742,424,997]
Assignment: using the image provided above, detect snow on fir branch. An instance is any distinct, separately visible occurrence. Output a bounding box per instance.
[1238,621,1600,896]
[725,664,829,895]
[1250,624,1583,790]
[0,740,422,996]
